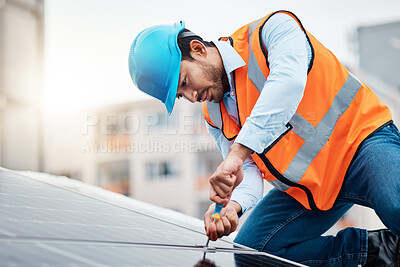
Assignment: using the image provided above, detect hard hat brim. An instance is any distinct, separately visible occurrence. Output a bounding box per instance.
[164,21,185,115]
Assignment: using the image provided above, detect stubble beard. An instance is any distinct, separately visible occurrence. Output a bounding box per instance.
[201,62,225,103]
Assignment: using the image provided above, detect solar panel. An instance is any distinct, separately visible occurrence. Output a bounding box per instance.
[0,168,305,266]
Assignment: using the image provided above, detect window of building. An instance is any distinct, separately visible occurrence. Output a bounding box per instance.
[145,160,180,180]
[195,151,223,191]
[147,111,179,134]
[97,160,130,196]
[196,151,223,176]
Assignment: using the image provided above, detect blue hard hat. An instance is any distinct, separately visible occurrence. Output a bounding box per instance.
[128,21,185,115]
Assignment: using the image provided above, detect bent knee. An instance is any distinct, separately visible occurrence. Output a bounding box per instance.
[234,231,259,250]
[234,230,286,255]
[378,205,400,235]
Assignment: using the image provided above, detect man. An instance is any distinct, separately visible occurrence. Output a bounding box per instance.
[129,11,400,266]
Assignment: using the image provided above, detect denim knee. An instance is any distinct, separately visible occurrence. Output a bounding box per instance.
[234,231,280,254]
[383,206,400,235]
[234,230,259,250]
[376,196,400,235]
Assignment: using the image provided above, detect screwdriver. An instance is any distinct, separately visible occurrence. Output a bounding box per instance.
[204,203,224,248]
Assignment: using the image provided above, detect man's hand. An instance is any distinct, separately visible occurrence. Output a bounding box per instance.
[209,143,252,205]
[204,201,241,241]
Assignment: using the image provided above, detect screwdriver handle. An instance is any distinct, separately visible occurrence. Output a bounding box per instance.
[211,203,224,220]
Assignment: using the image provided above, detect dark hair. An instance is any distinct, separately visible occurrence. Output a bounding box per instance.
[177,29,215,61]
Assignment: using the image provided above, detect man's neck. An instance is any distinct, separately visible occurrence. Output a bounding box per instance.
[223,72,230,94]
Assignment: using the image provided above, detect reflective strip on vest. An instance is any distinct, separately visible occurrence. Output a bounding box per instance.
[206,102,223,129]
[247,18,263,42]
[247,18,266,93]
[269,179,290,192]
[284,73,361,183]
[248,49,266,93]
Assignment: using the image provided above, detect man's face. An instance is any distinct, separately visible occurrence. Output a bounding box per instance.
[176,49,226,103]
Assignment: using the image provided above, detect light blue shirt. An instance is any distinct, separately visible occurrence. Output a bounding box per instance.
[206,13,312,214]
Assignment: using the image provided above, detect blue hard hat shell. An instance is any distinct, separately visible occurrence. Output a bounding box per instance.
[129,21,185,115]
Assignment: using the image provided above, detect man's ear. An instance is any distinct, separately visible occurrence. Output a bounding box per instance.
[189,40,207,58]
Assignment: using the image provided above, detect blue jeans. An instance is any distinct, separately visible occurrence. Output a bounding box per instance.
[234,122,400,266]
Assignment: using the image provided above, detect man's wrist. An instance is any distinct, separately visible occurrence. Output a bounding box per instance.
[229,143,253,163]
[229,200,243,215]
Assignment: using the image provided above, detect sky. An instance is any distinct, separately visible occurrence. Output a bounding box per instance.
[44,0,400,113]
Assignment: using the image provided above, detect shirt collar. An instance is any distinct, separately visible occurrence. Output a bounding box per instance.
[213,40,246,92]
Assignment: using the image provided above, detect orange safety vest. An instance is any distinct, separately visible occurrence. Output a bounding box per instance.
[202,11,392,211]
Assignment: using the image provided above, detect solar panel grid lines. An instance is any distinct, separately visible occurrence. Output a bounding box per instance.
[0,168,239,248]
[0,238,300,267]
[0,236,256,252]
[0,168,306,266]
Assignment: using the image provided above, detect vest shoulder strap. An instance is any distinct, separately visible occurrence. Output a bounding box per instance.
[218,36,234,46]
[202,102,221,129]
[202,101,240,141]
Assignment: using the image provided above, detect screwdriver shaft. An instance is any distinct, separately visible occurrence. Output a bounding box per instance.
[203,204,224,260]
[205,236,210,247]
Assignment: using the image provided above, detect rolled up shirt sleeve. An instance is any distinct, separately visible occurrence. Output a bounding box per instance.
[234,13,309,154]
[206,123,263,214]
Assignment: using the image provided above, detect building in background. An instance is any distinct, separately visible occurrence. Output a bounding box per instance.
[358,20,400,91]
[353,19,400,123]
[0,0,44,171]
[44,100,222,218]
[328,19,400,231]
